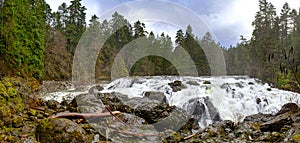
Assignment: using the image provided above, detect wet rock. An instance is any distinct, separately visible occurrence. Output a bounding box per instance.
[168,80,186,92]
[248,82,254,85]
[123,97,174,123]
[275,103,299,116]
[143,91,166,103]
[46,99,60,110]
[220,83,229,89]
[68,93,105,113]
[183,97,221,127]
[203,81,211,84]
[88,85,104,94]
[244,113,274,122]
[35,118,91,143]
[117,113,147,125]
[256,98,261,104]
[41,81,73,93]
[90,113,161,142]
[260,113,293,132]
[235,82,244,88]
[99,92,189,132]
[186,81,199,86]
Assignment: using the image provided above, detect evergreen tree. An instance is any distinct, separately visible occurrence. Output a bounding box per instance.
[133,20,147,38]
[250,0,277,82]
[58,2,68,30]
[175,29,184,46]
[0,0,47,79]
[65,0,86,55]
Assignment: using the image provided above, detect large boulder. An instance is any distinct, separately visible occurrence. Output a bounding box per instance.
[99,92,189,131]
[35,118,91,143]
[68,93,105,113]
[275,103,299,116]
[183,97,221,127]
[260,113,294,132]
[88,85,104,94]
[143,91,166,103]
[168,80,186,92]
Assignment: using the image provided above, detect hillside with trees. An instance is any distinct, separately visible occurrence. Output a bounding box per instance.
[0,0,299,92]
[224,0,300,92]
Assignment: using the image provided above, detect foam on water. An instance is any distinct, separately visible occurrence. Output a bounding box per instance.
[42,76,300,128]
[102,76,300,125]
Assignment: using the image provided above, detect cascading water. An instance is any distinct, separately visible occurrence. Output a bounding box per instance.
[102,76,300,128]
[42,76,300,129]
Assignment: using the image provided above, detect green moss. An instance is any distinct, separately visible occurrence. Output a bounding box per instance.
[0,83,8,97]
[7,87,17,96]
[293,134,300,141]
[30,109,37,116]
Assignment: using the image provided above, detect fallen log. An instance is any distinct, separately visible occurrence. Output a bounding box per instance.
[48,110,121,119]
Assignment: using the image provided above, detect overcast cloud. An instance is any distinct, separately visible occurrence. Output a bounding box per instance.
[46,0,300,47]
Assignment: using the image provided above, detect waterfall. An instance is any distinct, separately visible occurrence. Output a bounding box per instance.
[102,76,300,128]
[44,76,300,128]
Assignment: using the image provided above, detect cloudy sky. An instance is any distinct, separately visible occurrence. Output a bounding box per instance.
[46,0,300,47]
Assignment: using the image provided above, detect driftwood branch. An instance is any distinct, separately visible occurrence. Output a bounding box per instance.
[48,110,121,119]
[105,106,129,126]
[111,130,162,137]
[183,133,197,140]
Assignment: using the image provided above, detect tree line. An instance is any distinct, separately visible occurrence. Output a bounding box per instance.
[0,0,299,92]
[0,0,214,81]
[224,0,300,92]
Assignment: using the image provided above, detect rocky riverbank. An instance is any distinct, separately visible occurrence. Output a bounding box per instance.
[0,77,300,142]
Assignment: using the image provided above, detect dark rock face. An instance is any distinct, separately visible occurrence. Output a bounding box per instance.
[244,113,274,122]
[35,118,91,143]
[260,113,294,132]
[168,80,186,92]
[203,81,211,84]
[258,103,299,132]
[183,97,221,126]
[256,98,261,104]
[100,92,176,124]
[167,103,300,142]
[276,103,299,116]
[99,92,189,132]
[143,91,166,103]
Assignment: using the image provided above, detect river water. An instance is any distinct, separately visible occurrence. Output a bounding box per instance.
[42,76,300,128]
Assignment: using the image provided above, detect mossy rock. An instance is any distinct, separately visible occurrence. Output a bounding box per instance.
[266,132,284,142]
[35,118,91,143]
[293,134,300,141]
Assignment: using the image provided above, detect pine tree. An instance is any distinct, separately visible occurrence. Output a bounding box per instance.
[65,0,86,55]
[133,20,147,38]
[250,0,277,82]
[175,29,184,46]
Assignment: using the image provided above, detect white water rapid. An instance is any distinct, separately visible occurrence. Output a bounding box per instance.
[43,76,300,129]
[102,76,300,128]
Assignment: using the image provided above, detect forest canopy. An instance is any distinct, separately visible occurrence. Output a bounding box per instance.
[0,0,299,92]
